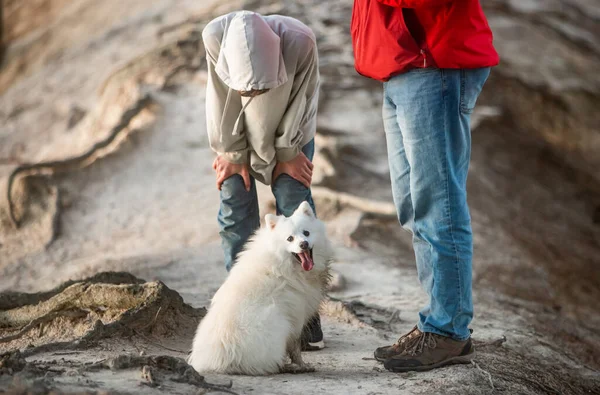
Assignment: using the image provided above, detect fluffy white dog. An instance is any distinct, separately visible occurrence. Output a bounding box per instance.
[188,201,332,375]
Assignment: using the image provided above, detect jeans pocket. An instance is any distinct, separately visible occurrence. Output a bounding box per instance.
[460,68,491,114]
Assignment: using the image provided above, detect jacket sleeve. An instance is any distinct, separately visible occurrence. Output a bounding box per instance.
[376,0,453,7]
[274,37,320,162]
[203,23,249,164]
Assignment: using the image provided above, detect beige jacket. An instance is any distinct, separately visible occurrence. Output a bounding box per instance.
[202,11,319,185]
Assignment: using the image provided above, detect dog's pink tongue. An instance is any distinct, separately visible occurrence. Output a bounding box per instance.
[299,251,314,271]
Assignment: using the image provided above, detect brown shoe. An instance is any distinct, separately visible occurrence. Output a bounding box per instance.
[373,325,422,362]
[383,331,474,372]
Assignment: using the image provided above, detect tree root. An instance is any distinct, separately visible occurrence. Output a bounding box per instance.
[0,350,239,394]
[0,282,152,328]
[311,186,396,218]
[5,95,154,229]
[474,336,507,349]
[471,360,494,390]
[0,310,86,344]
[3,27,207,233]
[0,272,144,311]
[87,354,239,394]
[0,272,205,356]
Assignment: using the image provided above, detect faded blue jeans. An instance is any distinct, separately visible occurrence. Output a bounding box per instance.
[383,68,490,341]
[218,140,316,271]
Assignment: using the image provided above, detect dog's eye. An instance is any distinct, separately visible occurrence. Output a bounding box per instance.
[303,230,310,237]
[287,236,294,242]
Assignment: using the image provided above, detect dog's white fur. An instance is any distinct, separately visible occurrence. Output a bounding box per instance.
[188,202,332,375]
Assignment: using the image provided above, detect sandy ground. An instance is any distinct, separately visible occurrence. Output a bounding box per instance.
[1,0,600,394]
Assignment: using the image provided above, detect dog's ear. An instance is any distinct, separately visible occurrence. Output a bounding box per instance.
[265,214,279,230]
[295,201,315,218]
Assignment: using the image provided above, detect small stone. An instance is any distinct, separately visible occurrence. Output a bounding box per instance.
[141,365,157,387]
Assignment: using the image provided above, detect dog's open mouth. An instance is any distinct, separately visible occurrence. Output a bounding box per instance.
[292,249,314,271]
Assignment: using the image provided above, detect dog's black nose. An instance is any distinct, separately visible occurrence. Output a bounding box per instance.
[299,241,309,250]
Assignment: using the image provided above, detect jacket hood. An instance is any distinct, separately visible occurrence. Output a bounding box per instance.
[216,11,288,91]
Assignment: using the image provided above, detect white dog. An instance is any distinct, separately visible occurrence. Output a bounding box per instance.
[188,201,332,375]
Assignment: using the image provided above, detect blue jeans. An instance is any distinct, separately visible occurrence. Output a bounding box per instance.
[383,68,490,341]
[218,140,316,271]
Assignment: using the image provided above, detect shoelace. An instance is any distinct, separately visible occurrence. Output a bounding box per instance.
[404,332,438,356]
[392,326,419,349]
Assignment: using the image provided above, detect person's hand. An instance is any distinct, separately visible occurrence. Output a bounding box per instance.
[272,152,314,188]
[213,155,251,191]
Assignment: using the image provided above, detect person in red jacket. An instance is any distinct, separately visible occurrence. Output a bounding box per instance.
[351,0,498,372]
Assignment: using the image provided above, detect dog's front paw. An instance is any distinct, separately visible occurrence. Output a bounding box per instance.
[281,363,315,374]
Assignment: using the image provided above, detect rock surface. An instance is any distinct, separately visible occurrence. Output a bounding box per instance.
[0,0,599,394]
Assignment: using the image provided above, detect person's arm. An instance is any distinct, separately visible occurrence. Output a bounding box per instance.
[376,0,453,7]
[274,36,319,162]
[203,22,249,165]
[270,33,319,187]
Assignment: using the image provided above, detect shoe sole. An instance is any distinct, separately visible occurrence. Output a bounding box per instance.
[374,354,388,363]
[302,340,325,351]
[374,348,404,362]
[385,351,475,373]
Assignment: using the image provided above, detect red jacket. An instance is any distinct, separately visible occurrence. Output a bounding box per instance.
[351,0,499,81]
